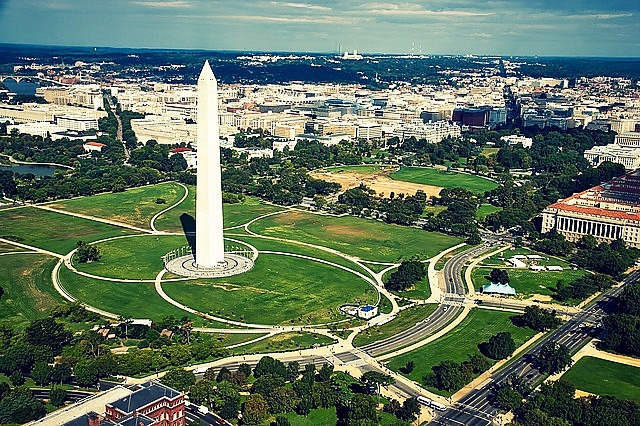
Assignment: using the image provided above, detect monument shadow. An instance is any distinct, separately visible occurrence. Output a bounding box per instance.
[180,213,196,250]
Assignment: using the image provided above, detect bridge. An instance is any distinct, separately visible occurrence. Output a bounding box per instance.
[0,75,73,86]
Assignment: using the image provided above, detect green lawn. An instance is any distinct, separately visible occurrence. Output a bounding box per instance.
[477,204,502,220]
[58,264,213,325]
[0,207,135,255]
[562,356,640,402]
[389,167,498,194]
[320,164,396,174]
[353,304,438,347]
[46,182,186,229]
[283,407,409,426]
[163,253,377,325]
[472,267,587,300]
[227,233,371,276]
[231,332,335,354]
[74,235,188,280]
[382,268,431,300]
[387,308,536,396]
[481,147,500,157]
[249,210,462,262]
[0,254,63,329]
[153,186,285,232]
[0,241,28,253]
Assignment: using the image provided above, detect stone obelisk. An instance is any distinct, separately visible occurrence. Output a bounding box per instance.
[195,61,225,268]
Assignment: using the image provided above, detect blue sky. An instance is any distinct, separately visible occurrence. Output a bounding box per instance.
[0,0,638,56]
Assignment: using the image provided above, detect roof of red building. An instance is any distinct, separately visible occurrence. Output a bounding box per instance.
[84,142,106,147]
[546,202,640,221]
[169,147,192,153]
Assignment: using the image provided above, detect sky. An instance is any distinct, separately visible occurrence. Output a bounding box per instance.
[0,0,639,56]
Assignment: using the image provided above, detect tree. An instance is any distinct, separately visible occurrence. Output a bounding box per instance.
[242,394,269,425]
[275,415,291,426]
[317,363,333,382]
[24,317,72,354]
[0,389,46,424]
[536,342,573,374]
[217,366,232,383]
[49,387,67,407]
[397,397,421,422]
[73,360,98,387]
[337,394,378,426]
[618,283,640,316]
[252,374,285,398]
[385,260,426,292]
[481,332,516,360]
[423,360,473,392]
[239,363,252,378]
[514,306,562,332]
[253,356,286,379]
[188,380,216,406]
[212,381,241,420]
[75,241,101,263]
[493,385,523,411]
[160,368,195,392]
[30,361,52,386]
[489,268,510,284]
[266,386,299,414]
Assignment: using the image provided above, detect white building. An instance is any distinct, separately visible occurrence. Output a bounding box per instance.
[358,305,378,319]
[501,135,533,148]
[130,115,197,145]
[583,145,640,170]
[541,170,640,248]
[83,142,106,152]
[615,132,640,148]
[56,115,99,132]
[6,122,66,138]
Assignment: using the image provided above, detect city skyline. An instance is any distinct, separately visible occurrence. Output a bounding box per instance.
[0,0,639,57]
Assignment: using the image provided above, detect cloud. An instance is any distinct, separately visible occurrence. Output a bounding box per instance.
[357,2,492,17]
[220,14,359,25]
[564,12,633,20]
[133,1,192,8]
[270,2,331,11]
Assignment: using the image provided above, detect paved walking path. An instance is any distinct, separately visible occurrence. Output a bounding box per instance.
[34,204,155,234]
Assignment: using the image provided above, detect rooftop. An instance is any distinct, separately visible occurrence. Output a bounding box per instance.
[108,382,181,414]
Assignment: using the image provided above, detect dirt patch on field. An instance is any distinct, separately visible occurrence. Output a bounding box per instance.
[324,224,370,238]
[310,170,442,198]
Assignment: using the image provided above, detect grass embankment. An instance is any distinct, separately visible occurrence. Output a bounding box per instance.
[353,304,438,347]
[387,308,536,396]
[389,167,498,194]
[46,182,185,229]
[163,253,377,325]
[232,332,335,354]
[58,265,220,326]
[0,206,134,254]
[0,254,63,329]
[561,356,640,402]
[153,185,285,232]
[249,210,462,263]
[471,247,587,300]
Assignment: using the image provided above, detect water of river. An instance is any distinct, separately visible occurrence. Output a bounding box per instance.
[0,163,59,177]
[3,79,41,95]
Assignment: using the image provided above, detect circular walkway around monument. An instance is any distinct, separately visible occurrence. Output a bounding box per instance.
[165,252,255,278]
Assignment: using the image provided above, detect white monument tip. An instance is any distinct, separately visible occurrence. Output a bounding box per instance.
[199,60,216,82]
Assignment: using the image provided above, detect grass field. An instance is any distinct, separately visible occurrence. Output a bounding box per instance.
[74,235,188,280]
[0,240,28,253]
[163,253,377,325]
[321,164,396,174]
[46,182,186,229]
[58,265,215,325]
[226,233,371,276]
[562,356,640,402]
[472,267,587,299]
[249,210,462,262]
[477,204,502,219]
[232,332,335,354]
[382,268,431,300]
[481,147,500,157]
[387,308,536,396]
[0,207,134,254]
[0,254,63,329]
[389,167,498,194]
[153,185,285,232]
[353,304,438,347]
[283,407,409,426]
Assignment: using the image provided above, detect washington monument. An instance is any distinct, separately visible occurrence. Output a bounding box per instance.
[195,61,225,267]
